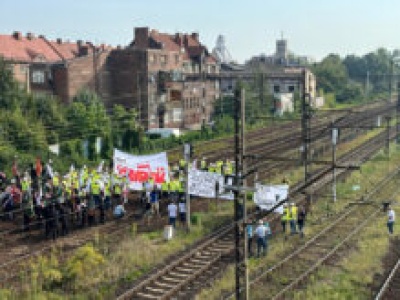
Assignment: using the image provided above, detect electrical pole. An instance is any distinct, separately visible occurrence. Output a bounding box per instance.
[397,82,400,144]
[301,70,311,182]
[390,59,394,102]
[365,71,370,98]
[184,143,191,230]
[234,87,241,300]
[385,116,391,157]
[332,123,338,204]
[240,88,249,300]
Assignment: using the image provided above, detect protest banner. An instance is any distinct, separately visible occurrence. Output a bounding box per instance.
[188,169,234,200]
[113,149,169,190]
[253,184,289,214]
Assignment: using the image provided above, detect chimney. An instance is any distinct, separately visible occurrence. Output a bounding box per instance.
[191,32,199,41]
[77,40,83,47]
[26,32,35,40]
[38,34,45,39]
[56,38,62,44]
[134,27,149,50]
[79,45,89,56]
[175,33,183,47]
[13,31,22,40]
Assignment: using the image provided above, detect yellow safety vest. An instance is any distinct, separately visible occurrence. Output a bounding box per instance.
[281,207,288,221]
[21,180,29,191]
[161,182,169,191]
[224,163,233,175]
[91,182,100,195]
[290,206,297,220]
[179,159,186,168]
[53,176,60,187]
[104,183,111,197]
[114,185,122,195]
[201,160,207,169]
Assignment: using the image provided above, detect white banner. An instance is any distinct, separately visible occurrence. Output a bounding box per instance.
[253,184,289,214]
[188,169,234,200]
[113,149,169,190]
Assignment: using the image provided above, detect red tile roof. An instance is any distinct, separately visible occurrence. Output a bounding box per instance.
[147,29,216,64]
[149,30,180,52]
[46,41,79,60]
[0,33,63,62]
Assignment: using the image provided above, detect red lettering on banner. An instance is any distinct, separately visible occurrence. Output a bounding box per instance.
[116,163,166,184]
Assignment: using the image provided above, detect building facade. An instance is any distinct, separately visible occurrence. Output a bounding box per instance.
[0,28,220,131]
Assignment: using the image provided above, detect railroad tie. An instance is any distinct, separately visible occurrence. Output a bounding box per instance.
[153,280,175,289]
[144,286,168,294]
[182,262,203,269]
[162,276,182,284]
[190,258,210,264]
[134,291,160,299]
[175,266,196,274]
[168,270,189,278]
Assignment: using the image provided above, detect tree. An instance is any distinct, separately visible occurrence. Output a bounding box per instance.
[312,54,348,93]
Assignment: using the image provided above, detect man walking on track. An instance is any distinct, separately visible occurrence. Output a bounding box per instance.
[387,205,395,235]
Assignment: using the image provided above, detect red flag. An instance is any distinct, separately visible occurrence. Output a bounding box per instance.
[12,160,19,177]
[36,157,42,177]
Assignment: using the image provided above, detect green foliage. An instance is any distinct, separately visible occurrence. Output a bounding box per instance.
[64,243,105,285]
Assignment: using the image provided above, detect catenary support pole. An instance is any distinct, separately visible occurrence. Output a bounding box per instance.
[234,87,241,299]
[332,123,338,205]
[397,82,400,144]
[184,143,191,230]
[240,88,249,300]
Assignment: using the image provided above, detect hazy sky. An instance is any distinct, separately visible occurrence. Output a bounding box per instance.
[1,0,399,63]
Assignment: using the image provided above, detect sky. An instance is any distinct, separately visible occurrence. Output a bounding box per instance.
[1,0,400,63]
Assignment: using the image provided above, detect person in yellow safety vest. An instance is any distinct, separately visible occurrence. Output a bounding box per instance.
[281,203,289,234]
[200,157,207,171]
[208,163,215,173]
[170,178,180,202]
[223,160,233,175]
[289,202,298,234]
[113,180,122,201]
[91,180,101,208]
[21,175,31,202]
[104,180,112,210]
[179,158,186,171]
[52,174,60,187]
[216,160,224,174]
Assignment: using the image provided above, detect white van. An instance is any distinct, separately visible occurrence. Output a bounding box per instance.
[145,128,181,138]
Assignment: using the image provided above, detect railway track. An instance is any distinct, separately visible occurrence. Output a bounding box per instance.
[116,120,394,299]
[243,167,400,300]
[0,101,393,295]
[375,245,400,299]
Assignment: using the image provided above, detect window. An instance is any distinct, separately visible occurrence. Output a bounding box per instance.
[32,70,45,84]
[160,55,167,65]
[288,85,295,92]
[273,85,280,93]
[175,54,179,64]
[149,54,156,64]
[173,108,182,122]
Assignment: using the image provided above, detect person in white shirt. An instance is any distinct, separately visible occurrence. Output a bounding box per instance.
[113,203,125,219]
[167,201,178,228]
[255,220,268,257]
[387,205,395,234]
[178,200,186,226]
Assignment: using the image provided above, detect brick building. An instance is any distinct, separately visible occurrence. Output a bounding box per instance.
[0,31,111,103]
[0,28,220,131]
[105,27,220,130]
